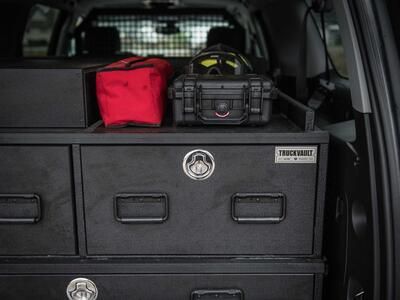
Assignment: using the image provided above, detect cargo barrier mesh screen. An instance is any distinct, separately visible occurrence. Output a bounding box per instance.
[91,14,233,57]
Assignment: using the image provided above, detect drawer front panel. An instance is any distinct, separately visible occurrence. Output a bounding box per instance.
[82,145,319,255]
[0,146,76,255]
[0,274,316,300]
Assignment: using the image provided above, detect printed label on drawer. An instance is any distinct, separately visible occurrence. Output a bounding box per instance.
[275,146,318,164]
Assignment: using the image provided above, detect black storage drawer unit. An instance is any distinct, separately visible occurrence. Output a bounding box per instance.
[0,146,76,255]
[0,274,318,300]
[0,59,100,128]
[82,141,327,256]
[0,259,324,300]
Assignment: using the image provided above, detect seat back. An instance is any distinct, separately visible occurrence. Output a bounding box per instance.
[81,27,121,56]
[206,27,246,52]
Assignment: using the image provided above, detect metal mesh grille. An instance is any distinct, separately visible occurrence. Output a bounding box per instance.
[92,14,232,57]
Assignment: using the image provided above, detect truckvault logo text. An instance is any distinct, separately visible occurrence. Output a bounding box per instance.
[275,146,318,164]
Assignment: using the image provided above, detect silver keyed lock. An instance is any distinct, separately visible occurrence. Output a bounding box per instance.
[66,278,98,300]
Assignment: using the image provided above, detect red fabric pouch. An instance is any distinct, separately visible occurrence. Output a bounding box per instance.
[96,57,174,127]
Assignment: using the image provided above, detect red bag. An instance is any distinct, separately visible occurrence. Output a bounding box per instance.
[96,57,174,127]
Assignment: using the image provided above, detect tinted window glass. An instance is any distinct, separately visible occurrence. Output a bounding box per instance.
[316,11,348,77]
[23,4,60,57]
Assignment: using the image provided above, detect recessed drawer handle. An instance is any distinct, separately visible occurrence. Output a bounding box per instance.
[114,193,168,224]
[232,193,286,224]
[191,289,243,300]
[0,194,41,224]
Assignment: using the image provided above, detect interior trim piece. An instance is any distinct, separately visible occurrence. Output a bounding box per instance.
[334,0,372,113]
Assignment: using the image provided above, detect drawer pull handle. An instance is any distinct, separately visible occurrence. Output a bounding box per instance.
[232,193,286,224]
[0,194,41,224]
[192,289,243,300]
[114,193,168,224]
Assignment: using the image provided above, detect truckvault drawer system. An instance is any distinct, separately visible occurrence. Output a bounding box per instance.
[0,116,328,257]
[0,112,328,299]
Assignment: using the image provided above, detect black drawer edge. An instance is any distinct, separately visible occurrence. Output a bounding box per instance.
[0,258,326,275]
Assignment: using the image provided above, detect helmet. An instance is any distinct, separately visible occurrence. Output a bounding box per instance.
[188,44,253,75]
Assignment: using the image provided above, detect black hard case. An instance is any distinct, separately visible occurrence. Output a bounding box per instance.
[0,59,100,128]
[171,74,276,125]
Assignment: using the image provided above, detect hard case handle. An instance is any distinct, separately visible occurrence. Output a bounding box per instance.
[195,86,250,125]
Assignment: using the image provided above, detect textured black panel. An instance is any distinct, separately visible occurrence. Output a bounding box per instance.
[82,145,319,255]
[0,274,316,300]
[0,60,99,128]
[0,146,76,255]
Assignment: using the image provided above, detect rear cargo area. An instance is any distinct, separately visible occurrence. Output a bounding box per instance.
[0,0,383,299]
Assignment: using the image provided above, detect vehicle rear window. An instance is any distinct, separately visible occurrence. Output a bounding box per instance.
[23,4,61,57]
[77,11,236,57]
